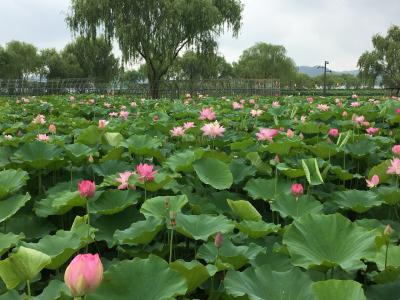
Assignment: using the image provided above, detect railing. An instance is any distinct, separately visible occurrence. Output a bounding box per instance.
[0,78,280,97]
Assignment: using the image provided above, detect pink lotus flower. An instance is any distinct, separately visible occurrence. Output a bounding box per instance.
[64,253,103,297]
[119,110,129,120]
[48,124,56,134]
[250,109,263,117]
[249,99,256,104]
[286,129,294,138]
[232,102,243,110]
[306,97,314,103]
[136,163,157,182]
[366,127,379,135]
[170,126,185,137]
[131,101,137,108]
[36,134,49,142]
[183,122,195,130]
[328,128,339,138]
[109,112,118,117]
[291,183,304,198]
[199,107,216,121]
[78,180,96,198]
[317,104,330,111]
[256,128,279,142]
[366,175,379,188]
[351,101,361,107]
[272,101,281,108]
[116,171,134,190]
[351,94,358,99]
[33,114,46,125]
[392,145,400,155]
[387,158,400,175]
[98,119,108,129]
[201,121,226,138]
[240,99,246,104]
[352,115,365,124]
[396,108,400,115]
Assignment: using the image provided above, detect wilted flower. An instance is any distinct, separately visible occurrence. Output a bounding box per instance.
[109,112,118,117]
[98,119,108,129]
[199,107,216,121]
[136,163,157,182]
[33,114,46,124]
[272,101,281,108]
[48,124,56,134]
[78,180,96,198]
[250,109,263,117]
[256,128,279,142]
[104,102,111,108]
[249,99,256,104]
[286,129,294,138]
[201,121,225,138]
[64,253,103,297]
[300,115,307,123]
[387,158,400,175]
[4,134,12,140]
[214,232,223,248]
[366,175,380,188]
[131,101,137,108]
[153,115,159,122]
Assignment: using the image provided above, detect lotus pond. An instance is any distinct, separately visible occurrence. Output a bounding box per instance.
[0,94,400,299]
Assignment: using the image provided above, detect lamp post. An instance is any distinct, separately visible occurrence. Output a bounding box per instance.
[317,61,331,96]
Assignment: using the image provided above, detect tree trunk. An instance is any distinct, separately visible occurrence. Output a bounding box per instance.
[149,78,160,99]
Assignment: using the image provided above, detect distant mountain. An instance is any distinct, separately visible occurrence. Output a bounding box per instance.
[298,66,358,77]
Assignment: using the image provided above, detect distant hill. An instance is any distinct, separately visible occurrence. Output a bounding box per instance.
[298,66,359,77]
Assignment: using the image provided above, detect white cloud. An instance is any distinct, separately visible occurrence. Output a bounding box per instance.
[0,0,399,71]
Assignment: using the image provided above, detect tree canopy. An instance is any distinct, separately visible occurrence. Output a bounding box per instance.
[358,25,400,94]
[67,0,243,98]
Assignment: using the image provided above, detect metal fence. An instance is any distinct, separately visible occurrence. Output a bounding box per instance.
[0,78,280,97]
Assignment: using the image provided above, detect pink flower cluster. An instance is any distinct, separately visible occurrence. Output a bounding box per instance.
[201,121,225,138]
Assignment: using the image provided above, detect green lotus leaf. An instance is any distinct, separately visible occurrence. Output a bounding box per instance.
[312,280,366,300]
[266,140,302,155]
[170,260,211,292]
[251,252,293,271]
[246,152,272,175]
[0,193,31,223]
[91,207,142,247]
[230,138,255,151]
[366,281,400,300]
[331,190,382,213]
[308,142,339,159]
[372,244,400,271]
[225,265,314,300]
[77,125,102,145]
[277,163,306,178]
[0,169,29,199]
[11,141,63,169]
[34,190,85,217]
[6,212,56,239]
[23,216,95,269]
[175,213,235,241]
[133,171,176,192]
[197,240,264,270]
[377,186,400,205]
[236,220,280,238]
[64,143,93,162]
[346,139,378,157]
[368,160,392,184]
[165,150,201,172]
[88,255,187,300]
[227,199,261,221]
[296,122,323,134]
[0,233,24,256]
[193,157,233,190]
[0,290,21,299]
[302,158,324,186]
[244,178,285,201]
[103,132,124,147]
[0,147,12,169]
[271,193,323,219]
[0,246,51,289]
[114,217,164,245]
[229,159,257,184]
[92,160,132,177]
[89,189,140,215]
[329,165,358,181]
[140,195,188,219]
[283,213,376,272]
[33,279,70,300]
[123,135,164,161]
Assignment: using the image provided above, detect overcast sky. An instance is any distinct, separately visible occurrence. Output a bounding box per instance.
[0,0,398,71]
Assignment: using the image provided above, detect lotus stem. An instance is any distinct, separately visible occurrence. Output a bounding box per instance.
[169,228,174,263]
[86,201,90,252]
[27,280,31,298]
[38,170,42,195]
[385,241,389,269]
[144,182,147,201]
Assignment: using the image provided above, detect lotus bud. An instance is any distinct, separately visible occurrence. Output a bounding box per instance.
[384,224,393,236]
[169,211,176,227]
[48,124,56,134]
[214,232,223,248]
[64,253,103,297]
[291,183,304,198]
[164,198,170,210]
[88,155,94,163]
[78,180,96,198]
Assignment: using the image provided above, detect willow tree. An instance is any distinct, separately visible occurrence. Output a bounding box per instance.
[67,0,243,98]
[358,25,400,94]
